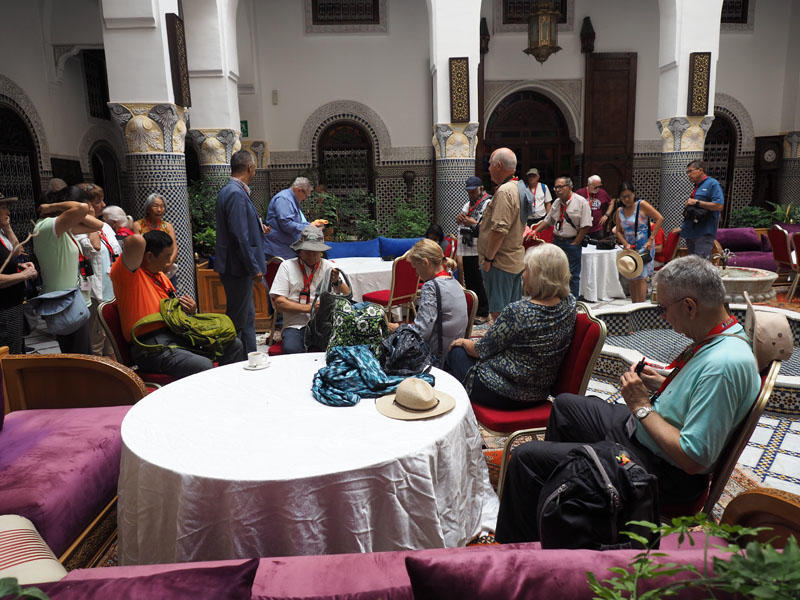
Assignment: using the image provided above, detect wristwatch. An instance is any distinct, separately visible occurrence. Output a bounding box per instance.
[634,405,654,421]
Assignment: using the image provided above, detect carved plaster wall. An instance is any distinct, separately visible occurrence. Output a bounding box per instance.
[187,129,242,165]
[432,122,480,159]
[713,93,755,153]
[484,79,582,149]
[241,140,269,169]
[657,115,714,153]
[78,123,126,174]
[0,74,50,170]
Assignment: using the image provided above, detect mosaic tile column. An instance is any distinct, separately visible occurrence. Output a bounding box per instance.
[656,116,714,231]
[434,122,479,236]
[109,102,195,297]
[242,140,269,219]
[780,132,800,208]
[186,128,242,195]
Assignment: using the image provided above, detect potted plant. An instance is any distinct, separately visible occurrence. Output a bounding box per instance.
[382,195,430,238]
[188,180,217,260]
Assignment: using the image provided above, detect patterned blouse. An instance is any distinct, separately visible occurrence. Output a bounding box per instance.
[135,218,171,234]
[466,295,577,404]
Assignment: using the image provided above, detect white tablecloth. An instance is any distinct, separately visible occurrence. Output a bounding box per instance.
[328,256,393,301]
[118,353,498,564]
[579,246,625,302]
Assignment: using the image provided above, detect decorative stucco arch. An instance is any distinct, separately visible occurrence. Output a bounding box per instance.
[78,123,127,174]
[483,79,583,150]
[0,74,50,171]
[713,92,755,154]
[299,100,393,166]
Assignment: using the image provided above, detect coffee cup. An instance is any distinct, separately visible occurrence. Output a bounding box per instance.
[247,351,269,368]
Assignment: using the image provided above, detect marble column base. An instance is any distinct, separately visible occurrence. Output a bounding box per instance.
[436,158,475,236]
[127,153,196,297]
[658,151,702,232]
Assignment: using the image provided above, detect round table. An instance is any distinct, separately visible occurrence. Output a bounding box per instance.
[117,353,498,565]
[328,257,393,301]
[580,246,626,302]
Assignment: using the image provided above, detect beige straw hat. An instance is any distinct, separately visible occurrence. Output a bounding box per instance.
[616,249,644,279]
[376,378,456,421]
[743,291,793,372]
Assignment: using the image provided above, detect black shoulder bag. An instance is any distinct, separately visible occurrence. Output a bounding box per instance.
[304,269,353,352]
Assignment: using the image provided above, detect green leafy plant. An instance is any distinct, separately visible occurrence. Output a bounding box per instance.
[728,205,773,229]
[0,577,49,599]
[381,196,430,238]
[304,190,378,241]
[586,514,799,599]
[767,201,800,225]
[187,180,217,258]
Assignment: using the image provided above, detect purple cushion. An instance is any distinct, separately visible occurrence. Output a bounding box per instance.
[716,227,761,252]
[405,545,731,600]
[779,223,800,237]
[38,559,258,599]
[761,234,773,253]
[0,405,130,556]
[727,251,777,271]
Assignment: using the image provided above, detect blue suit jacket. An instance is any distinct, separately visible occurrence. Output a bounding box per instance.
[214,179,266,277]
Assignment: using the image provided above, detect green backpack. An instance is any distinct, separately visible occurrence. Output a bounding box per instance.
[131,298,238,360]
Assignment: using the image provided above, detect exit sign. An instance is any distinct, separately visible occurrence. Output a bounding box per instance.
[240,120,248,138]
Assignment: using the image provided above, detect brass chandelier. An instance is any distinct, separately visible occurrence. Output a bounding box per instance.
[523,0,562,64]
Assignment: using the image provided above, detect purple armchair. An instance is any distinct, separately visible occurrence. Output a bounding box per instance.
[0,350,145,568]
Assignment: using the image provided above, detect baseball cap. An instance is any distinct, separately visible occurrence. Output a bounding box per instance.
[526,168,540,177]
[465,176,482,190]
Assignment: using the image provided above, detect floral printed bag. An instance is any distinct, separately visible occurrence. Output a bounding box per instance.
[327,298,388,357]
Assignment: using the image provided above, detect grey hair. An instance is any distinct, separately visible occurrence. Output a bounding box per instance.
[654,255,725,308]
[523,243,571,300]
[231,149,255,174]
[588,175,601,185]
[491,148,518,171]
[102,205,132,229]
[291,177,312,191]
[556,176,574,189]
[144,193,165,215]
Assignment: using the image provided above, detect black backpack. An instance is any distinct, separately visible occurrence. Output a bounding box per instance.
[537,440,660,550]
[304,269,353,352]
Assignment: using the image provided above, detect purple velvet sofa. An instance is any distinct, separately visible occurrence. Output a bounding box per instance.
[716,227,776,271]
[45,536,731,600]
[0,395,130,558]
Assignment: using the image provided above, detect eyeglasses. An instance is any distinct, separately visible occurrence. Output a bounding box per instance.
[657,296,692,316]
[553,184,567,190]
[686,168,699,175]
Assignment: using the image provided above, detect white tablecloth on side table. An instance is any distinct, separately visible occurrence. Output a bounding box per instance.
[579,246,626,302]
[328,257,393,301]
[117,353,498,565]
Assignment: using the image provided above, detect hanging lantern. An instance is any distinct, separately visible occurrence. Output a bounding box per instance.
[523,0,562,64]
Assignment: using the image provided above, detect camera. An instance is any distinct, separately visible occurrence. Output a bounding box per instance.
[459,225,479,247]
[78,256,94,278]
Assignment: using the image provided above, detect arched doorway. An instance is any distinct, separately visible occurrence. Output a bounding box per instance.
[90,142,122,208]
[0,104,40,240]
[316,121,374,198]
[703,113,737,226]
[483,91,574,186]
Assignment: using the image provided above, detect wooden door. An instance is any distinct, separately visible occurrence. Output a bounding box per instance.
[482,90,574,188]
[583,53,637,199]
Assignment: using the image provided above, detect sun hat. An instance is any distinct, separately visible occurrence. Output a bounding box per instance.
[465,176,482,190]
[376,377,456,421]
[526,168,540,177]
[616,249,644,279]
[0,191,18,204]
[290,225,331,252]
[743,291,793,372]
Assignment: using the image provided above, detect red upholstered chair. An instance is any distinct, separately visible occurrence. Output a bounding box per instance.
[443,234,458,259]
[767,225,800,300]
[98,299,176,390]
[463,288,478,339]
[474,303,606,497]
[362,253,420,321]
[658,229,682,267]
[661,360,780,519]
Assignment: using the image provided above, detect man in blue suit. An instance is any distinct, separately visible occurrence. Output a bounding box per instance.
[215,150,266,354]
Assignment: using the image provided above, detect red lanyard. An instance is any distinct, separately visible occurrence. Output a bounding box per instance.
[298,260,320,293]
[690,176,708,199]
[558,194,573,228]
[98,231,117,263]
[67,233,87,262]
[0,234,10,251]
[467,193,488,217]
[653,316,738,398]
[143,269,175,298]
[434,270,450,278]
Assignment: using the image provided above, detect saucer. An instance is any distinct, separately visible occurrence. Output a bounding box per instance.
[243,363,270,371]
